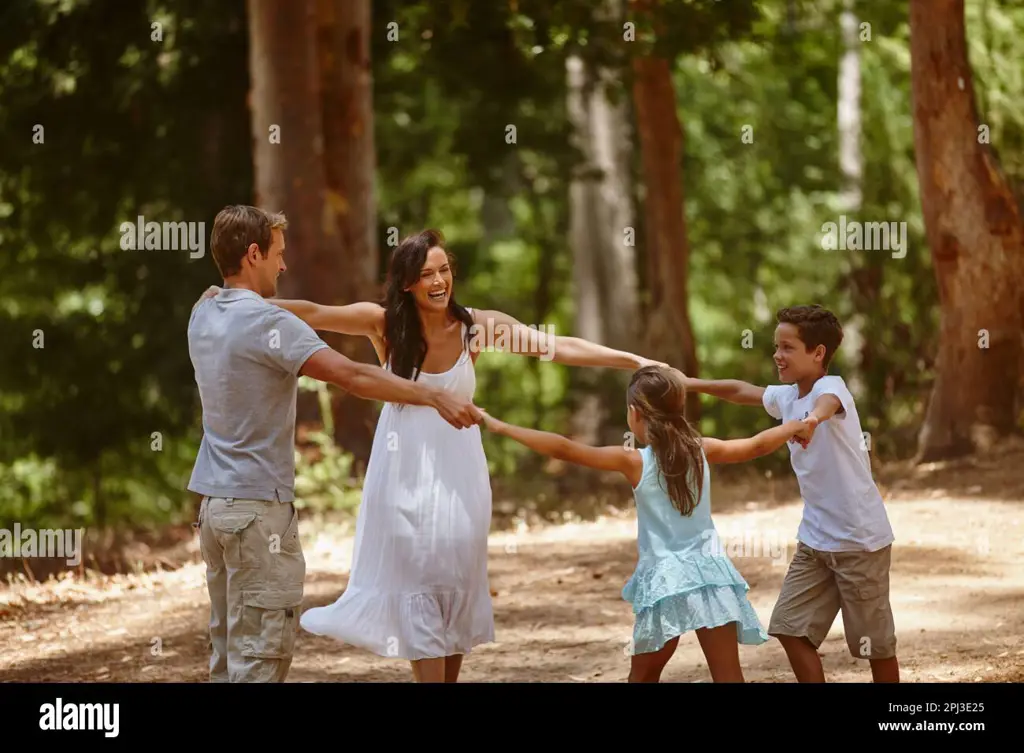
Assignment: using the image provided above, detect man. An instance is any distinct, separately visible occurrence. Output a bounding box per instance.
[187,205,481,682]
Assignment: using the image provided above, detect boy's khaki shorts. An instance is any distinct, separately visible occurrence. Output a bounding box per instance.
[768,541,896,660]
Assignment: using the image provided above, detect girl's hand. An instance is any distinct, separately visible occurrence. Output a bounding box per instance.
[478,410,505,434]
[203,285,221,299]
[792,416,818,448]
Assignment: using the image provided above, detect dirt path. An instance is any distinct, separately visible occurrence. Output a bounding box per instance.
[3,449,1024,683]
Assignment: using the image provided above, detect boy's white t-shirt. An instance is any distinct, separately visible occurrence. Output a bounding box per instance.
[763,375,894,553]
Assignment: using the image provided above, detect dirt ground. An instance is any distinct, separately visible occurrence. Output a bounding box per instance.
[2,440,1024,683]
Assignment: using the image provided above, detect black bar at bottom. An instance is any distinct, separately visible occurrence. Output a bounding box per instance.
[0,681,1006,743]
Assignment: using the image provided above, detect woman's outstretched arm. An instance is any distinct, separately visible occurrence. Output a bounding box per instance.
[270,299,385,338]
[469,308,665,370]
[195,285,384,337]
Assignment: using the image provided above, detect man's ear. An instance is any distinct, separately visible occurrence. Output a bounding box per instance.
[244,242,260,266]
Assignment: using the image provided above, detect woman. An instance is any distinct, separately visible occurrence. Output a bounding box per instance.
[262,229,663,682]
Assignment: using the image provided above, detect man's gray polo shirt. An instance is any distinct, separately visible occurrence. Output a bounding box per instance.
[187,287,329,503]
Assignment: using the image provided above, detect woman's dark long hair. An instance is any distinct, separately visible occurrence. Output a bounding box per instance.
[627,366,706,516]
[381,228,474,382]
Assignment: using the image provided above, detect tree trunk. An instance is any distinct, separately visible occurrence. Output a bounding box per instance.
[247,0,336,430]
[247,0,332,301]
[630,0,699,420]
[838,0,867,398]
[566,52,612,446]
[909,0,1024,461]
[316,0,379,473]
[566,40,640,446]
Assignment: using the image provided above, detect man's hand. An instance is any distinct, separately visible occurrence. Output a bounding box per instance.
[431,390,484,429]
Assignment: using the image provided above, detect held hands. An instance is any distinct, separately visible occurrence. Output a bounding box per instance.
[477,409,505,434]
[432,390,484,430]
[792,415,819,449]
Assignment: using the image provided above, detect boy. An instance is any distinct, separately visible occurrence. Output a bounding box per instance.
[683,304,898,683]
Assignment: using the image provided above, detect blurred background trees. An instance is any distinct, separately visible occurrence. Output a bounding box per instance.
[1,0,1021,539]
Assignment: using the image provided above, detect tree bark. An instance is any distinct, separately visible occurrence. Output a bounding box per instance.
[630,0,699,420]
[909,0,1024,461]
[838,0,869,399]
[566,52,613,446]
[247,0,332,302]
[247,0,337,430]
[316,0,379,472]
[566,42,640,446]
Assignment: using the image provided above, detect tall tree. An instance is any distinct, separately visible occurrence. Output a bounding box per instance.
[316,0,379,471]
[248,0,343,436]
[247,0,333,302]
[630,0,700,419]
[909,0,1024,461]
[565,0,639,445]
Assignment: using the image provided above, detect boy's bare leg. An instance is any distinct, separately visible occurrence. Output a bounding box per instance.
[870,656,899,682]
[778,635,827,682]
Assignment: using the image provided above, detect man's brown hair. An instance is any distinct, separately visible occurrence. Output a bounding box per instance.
[209,205,288,278]
[776,304,844,370]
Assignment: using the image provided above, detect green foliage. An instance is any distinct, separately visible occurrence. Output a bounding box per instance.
[293,380,362,513]
[2,0,1023,530]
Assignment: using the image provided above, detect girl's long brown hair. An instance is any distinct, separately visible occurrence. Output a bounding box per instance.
[627,365,705,516]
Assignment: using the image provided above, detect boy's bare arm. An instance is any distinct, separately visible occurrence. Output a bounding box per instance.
[809,393,844,421]
[683,377,765,405]
[800,394,844,441]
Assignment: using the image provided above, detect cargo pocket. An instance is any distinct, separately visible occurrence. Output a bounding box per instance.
[240,586,304,659]
[211,510,260,569]
[279,504,302,556]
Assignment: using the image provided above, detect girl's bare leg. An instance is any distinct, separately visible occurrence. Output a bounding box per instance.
[628,637,679,682]
[695,623,745,682]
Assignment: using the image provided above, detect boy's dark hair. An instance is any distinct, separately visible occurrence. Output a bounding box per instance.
[776,305,843,370]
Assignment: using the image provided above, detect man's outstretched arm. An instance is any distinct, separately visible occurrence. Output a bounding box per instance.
[298,348,482,429]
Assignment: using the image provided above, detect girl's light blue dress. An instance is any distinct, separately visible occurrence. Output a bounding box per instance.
[623,445,769,654]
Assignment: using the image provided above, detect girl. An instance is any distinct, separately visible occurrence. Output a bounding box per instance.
[480,364,812,683]
[202,228,663,683]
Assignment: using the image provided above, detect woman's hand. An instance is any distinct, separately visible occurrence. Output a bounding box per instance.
[635,356,670,370]
[192,285,221,312]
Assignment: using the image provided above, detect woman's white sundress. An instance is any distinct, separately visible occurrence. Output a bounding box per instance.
[299,310,495,660]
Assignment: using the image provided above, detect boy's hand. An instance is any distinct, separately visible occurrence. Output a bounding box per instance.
[793,415,819,448]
